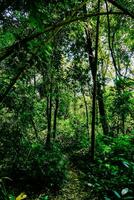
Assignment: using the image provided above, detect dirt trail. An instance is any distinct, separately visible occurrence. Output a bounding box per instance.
[51,166,88,200]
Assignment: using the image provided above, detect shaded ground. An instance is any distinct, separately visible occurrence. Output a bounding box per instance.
[49,144,93,200]
[50,165,88,200]
[32,138,134,200]
[38,141,91,200]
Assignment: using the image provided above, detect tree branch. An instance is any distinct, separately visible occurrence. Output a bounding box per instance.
[108,0,134,18]
[0,11,123,63]
[0,27,61,103]
[105,0,118,77]
[0,55,34,103]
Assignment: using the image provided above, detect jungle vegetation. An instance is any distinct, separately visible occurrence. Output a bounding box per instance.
[0,0,134,199]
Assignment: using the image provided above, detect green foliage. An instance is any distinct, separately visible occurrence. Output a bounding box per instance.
[0,0,134,199]
[0,32,15,49]
[0,107,22,163]
[111,134,134,159]
[83,133,134,199]
[0,177,15,200]
[9,142,68,192]
[38,195,48,200]
[0,177,9,200]
[70,116,89,148]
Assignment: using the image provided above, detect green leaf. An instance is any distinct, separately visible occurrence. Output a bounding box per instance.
[113,191,121,198]
[122,161,129,168]
[40,195,49,200]
[104,197,111,200]
[9,195,16,200]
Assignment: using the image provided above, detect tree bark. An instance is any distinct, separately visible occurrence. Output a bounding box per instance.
[107,0,134,19]
[53,92,59,139]
[31,117,39,139]
[46,83,52,148]
[81,87,90,140]
[97,80,109,135]
[84,0,100,161]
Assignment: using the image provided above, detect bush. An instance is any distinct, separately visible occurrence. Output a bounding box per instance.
[9,142,68,192]
[83,133,134,199]
[111,134,134,160]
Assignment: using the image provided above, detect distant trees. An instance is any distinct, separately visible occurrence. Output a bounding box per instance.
[0,0,133,160]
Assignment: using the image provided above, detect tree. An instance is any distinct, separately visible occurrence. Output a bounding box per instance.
[0,0,133,164]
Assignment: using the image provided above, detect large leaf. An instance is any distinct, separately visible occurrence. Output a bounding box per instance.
[121,188,129,196]
[16,193,27,200]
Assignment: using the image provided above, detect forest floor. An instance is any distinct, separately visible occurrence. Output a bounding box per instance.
[30,141,90,200]
[50,163,88,200]
[48,144,93,200]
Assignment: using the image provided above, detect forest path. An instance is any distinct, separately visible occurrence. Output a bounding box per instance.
[50,164,88,200]
[50,147,90,200]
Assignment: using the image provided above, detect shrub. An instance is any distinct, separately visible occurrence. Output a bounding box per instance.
[9,142,68,193]
[83,133,134,199]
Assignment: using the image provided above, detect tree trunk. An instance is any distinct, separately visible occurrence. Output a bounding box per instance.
[84,0,100,161]
[46,96,51,147]
[53,93,59,139]
[97,80,109,135]
[81,87,89,140]
[31,117,38,139]
[91,78,97,161]
[46,84,52,148]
